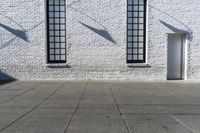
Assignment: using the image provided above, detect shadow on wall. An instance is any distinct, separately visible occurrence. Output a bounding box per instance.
[0,23,29,42]
[0,70,16,85]
[0,20,44,49]
[79,22,117,44]
[160,20,189,33]
[160,20,193,41]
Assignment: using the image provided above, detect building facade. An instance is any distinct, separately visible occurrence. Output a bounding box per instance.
[0,0,200,80]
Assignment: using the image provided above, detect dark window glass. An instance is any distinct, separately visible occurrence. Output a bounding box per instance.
[47,0,66,63]
[127,0,146,63]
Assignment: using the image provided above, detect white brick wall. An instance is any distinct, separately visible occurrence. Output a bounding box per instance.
[0,0,200,80]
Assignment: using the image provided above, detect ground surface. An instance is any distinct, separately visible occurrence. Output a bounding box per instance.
[0,81,200,133]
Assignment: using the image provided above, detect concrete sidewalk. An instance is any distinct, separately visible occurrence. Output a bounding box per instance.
[0,81,200,133]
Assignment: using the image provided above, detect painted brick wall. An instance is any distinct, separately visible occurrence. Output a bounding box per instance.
[0,0,200,80]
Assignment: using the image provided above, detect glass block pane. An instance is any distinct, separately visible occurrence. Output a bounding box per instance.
[139,55,144,60]
[49,0,54,5]
[60,0,65,4]
[55,55,60,60]
[50,49,54,54]
[61,31,65,36]
[139,49,143,54]
[128,49,133,54]
[60,6,65,11]
[49,12,54,17]
[50,55,54,61]
[55,43,60,48]
[50,43,54,48]
[60,12,65,17]
[55,37,59,42]
[133,55,138,60]
[128,18,132,23]
[128,31,133,35]
[128,6,133,11]
[128,43,132,47]
[49,31,54,36]
[55,0,59,4]
[61,37,65,42]
[60,18,65,23]
[49,6,54,11]
[61,43,65,48]
[55,6,59,11]
[128,55,132,60]
[61,49,65,54]
[55,49,60,54]
[133,49,138,53]
[61,55,66,60]
[55,31,60,36]
[55,18,59,23]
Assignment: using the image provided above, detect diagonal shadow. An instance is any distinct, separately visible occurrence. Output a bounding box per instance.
[160,20,189,33]
[0,23,29,42]
[79,22,117,44]
[0,20,44,49]
[0,70,16,81]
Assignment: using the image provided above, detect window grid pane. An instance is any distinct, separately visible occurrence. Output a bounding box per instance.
[47,0,66,63]
[127,0,146,63]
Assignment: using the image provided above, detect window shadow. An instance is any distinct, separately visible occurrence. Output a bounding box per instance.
[0,23,29,42]
[160,20,188,33]
[160,20,193,41]
[79,22,117,44]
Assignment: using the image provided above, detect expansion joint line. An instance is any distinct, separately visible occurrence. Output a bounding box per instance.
[0,82,66,132]
[63,81,89,133]
[0,81,23,90]
[111,87,132,133]
[0,82,44,105]
[170,115,197,133]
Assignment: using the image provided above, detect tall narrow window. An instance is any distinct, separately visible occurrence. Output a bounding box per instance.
[127,0,146,63]
[47,0,66,63]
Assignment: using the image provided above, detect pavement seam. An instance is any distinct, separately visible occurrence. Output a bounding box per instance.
[63,80,89,133]
[0,81,23,90]
[170,115,197,133]
[0,82,45,105]
[110,87,132,133]
[0,82,67,132]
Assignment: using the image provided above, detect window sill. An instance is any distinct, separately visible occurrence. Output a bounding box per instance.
[46,63,71,68]
[127,63,151,68]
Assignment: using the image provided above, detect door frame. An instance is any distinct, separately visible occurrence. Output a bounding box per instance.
[166,33,188,80]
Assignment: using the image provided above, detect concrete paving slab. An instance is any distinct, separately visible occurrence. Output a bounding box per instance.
[80,95,116,105]
[119,104,200,115]
[0,81,200,133]
[41,82,86,106]
[172,115,200,133]
[124,115,193,133]
[0,82,42,104]
[2,82,63,107]
[0,106,31,129]
[65,114,129,133]
[0,108,72,133]
[77,104,119,114]
[84,82,113,96]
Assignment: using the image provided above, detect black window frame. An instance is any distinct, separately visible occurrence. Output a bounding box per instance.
[127,0,147,63]
[46,0,66,63]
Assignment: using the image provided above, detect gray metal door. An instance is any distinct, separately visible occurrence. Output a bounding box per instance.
[167,34,183,79]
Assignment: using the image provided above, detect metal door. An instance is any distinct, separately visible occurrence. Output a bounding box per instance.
[167,34,183,79]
